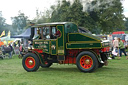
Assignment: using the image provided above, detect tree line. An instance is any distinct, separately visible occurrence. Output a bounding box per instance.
[0,0,128,36]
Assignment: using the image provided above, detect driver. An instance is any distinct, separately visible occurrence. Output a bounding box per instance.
[54,30,61,38]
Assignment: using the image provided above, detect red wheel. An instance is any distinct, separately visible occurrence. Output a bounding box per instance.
[22,53,39,72]
[25,57,35,69]
[76,51,98,72]
[80,55,93,69]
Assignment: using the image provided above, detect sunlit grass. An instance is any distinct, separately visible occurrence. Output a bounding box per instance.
[0,55,128,85]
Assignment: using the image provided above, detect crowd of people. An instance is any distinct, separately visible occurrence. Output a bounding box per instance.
[112,37,128,59]
[1,43,13,59]
[0,40,25,59]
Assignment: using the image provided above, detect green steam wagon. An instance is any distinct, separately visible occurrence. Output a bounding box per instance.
[22,22,110,72]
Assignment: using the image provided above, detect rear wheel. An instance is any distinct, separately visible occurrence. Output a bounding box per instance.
[22,53,39,72]
[76,51,98,72]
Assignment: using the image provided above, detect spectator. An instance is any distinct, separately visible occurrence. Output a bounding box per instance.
[19,43,25,57]
[8,43,13,59]
[13,42,17,54]
[112,37,119,59]
[118,38,128,59]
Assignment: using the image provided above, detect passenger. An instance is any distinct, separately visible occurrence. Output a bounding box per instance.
[33,29,41,39]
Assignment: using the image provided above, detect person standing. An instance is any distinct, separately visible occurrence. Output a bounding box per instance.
[118,38,128,59]
[8,43,13,59]
[112,37,119,59]
[13,42,17,54]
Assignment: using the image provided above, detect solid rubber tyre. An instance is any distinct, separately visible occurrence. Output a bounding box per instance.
[22,53,40,72]
[76,51,98,73]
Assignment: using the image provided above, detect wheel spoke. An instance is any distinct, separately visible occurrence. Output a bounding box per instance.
[25,57,35,69]
[80,55,93,69]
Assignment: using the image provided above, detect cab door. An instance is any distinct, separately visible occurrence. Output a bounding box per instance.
[51,40,57,55]
[50,27,57,55]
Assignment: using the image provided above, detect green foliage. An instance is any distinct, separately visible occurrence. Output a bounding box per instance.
[88,0,125,33]
[51,0,71,22]
[125,17,128,30]
[0,11,6,34]
[11,11,28,34]
[48,0,125,34]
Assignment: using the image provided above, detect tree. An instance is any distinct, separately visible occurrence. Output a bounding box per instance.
[33,9,51,24]
[87,0,125,33]
[11,11,28,34]
[50,0,97,33]
[124,17,128,30]
[0,11,6,34]
[51,0,71,22]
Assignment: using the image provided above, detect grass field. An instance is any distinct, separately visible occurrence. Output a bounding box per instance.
[0,55,128,85]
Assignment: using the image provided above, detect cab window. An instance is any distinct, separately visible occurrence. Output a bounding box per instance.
[43,27,50,39]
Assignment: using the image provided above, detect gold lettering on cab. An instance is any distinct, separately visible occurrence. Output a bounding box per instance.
[44,41,48,44]
[35,42,43,44]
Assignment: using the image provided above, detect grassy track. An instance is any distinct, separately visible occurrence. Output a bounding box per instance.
[0,55,128,85]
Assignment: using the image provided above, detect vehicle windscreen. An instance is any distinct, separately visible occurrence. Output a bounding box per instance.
[78,27,91,34]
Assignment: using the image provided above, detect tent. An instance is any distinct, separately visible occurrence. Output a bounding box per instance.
[11,28,37,47]
[11,28,37,39]
[0,36,15,45]
[11,28,31,39]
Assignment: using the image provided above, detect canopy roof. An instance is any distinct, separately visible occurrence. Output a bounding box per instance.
[32,22,74,27]
[11,28,31,39]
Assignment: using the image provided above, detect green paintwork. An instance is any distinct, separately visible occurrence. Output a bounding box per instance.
[57,25,65,55]
[51,40,57,55]
[33,40,50,54]
[68,33,100,42]
[32,22,109,55]
[32,51,45,64]
[43,41,50,53]
[33,40,43,49]
[66,43,101,49]
[64,23,78,33]
[28,22,111,65]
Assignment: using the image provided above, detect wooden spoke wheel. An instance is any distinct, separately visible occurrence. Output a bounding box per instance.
[22,53,39,72]
[76,51,98,72]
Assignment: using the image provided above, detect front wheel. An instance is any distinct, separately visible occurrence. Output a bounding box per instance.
[22,53,40,72]
[76,51,98,73]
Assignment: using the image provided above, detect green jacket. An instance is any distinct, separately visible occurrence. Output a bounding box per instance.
[119,40,125,49]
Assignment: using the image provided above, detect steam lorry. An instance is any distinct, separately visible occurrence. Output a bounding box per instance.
[22,22,110,72]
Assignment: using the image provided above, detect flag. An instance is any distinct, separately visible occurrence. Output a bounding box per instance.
[8,31,11,36]
[0,30,5,38]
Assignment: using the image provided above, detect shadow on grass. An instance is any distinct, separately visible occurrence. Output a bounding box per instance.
[38,65,120,73]
[38,67,79,73]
